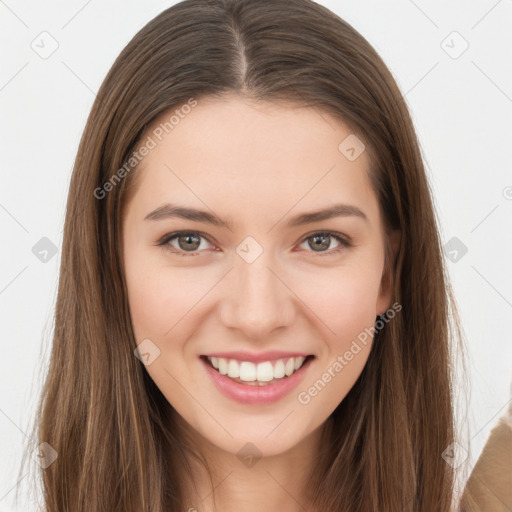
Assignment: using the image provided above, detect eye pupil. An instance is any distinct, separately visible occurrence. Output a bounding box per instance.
[179,233,200,251]
[309,234,330,251]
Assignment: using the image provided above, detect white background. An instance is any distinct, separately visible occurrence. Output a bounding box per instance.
[1,0,511,509]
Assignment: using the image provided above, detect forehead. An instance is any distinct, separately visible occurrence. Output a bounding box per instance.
[127,95,381,228]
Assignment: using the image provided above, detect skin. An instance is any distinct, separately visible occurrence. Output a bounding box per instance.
[122,94,399,512]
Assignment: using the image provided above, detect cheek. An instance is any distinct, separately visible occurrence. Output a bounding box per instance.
[123,247,206,342]
[292,272,379,411]
[293,260,382,339]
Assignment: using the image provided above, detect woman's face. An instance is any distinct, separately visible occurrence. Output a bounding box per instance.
[122,95,396,458]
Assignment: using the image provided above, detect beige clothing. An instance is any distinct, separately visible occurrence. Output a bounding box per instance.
[461,403,512,511]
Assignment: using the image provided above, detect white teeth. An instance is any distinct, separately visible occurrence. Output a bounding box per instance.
[285,358,295,376]
[273,360,285,379]
[218,358,228,375]
[239,361,256,381]
[227,359,239,378]
[256,361,274,382]
[206,355,309,382]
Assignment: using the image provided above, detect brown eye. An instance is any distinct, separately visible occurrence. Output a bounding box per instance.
[158,231,214,256]
[176,233,201,251]
[299,231,351,256]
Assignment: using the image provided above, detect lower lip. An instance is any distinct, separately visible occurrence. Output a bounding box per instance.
[201,356,314,405]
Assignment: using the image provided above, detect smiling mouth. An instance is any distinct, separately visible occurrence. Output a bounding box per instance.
[200,354,315,386]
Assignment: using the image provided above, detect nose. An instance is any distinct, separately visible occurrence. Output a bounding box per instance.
[219,248,296,340]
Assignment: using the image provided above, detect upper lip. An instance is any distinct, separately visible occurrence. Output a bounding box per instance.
[202,351,313,364]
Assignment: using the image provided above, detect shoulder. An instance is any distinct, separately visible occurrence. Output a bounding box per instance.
[460,387,512,511]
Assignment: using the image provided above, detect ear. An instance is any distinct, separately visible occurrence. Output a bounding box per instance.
[376,229,401,315]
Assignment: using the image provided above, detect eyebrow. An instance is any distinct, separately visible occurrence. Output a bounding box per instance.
[143,202,368,228]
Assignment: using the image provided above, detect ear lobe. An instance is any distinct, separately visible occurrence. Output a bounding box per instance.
[376,229,401,315]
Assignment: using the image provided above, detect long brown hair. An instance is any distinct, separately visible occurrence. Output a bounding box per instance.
[19,0,469,510]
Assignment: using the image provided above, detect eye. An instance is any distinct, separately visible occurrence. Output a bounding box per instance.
[156,230,351,257]
[298,231,351,256]
[157,231,215,256]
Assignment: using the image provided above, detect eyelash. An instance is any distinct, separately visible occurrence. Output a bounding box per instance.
[156,230,352,257]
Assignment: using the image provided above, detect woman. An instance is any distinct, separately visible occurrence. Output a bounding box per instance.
[24,0,470,510]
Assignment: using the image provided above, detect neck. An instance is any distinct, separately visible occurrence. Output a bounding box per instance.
[176,418,330,512]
